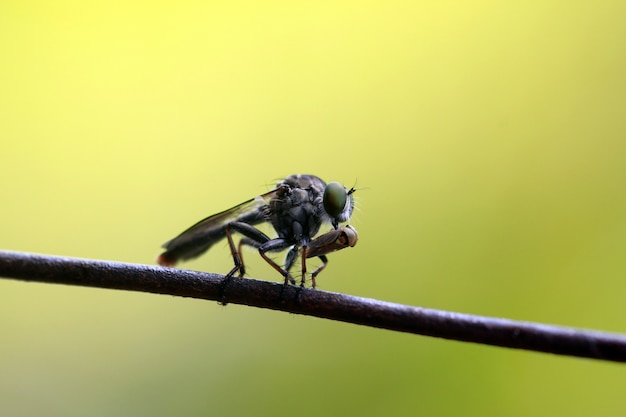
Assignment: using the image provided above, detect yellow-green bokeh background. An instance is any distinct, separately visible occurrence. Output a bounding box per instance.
[2,1,626,415]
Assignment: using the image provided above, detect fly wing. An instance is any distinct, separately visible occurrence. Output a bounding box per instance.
[158,188,279,266]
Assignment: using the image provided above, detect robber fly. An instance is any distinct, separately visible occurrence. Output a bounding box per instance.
[158,174,357,288]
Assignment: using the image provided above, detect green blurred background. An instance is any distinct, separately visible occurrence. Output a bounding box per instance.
[1,1,626,415]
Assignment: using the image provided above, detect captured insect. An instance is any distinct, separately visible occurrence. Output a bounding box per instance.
[158,174,358,288]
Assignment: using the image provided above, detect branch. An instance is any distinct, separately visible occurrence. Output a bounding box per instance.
[1,250,625,363]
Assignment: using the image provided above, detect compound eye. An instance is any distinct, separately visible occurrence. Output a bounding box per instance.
[323,181,347,219]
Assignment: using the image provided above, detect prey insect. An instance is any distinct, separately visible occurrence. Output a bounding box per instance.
[157,174,357,288]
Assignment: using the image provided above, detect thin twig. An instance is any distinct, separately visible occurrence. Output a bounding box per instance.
[1,250,625,363]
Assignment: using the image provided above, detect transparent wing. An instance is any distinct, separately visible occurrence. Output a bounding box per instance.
[158,188,280,266]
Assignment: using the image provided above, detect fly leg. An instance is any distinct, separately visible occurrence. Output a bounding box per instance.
[258,238,297,286]
[227,222,297,285]
[283,245,299,284]
[300,245,308,288]
[221,222,272,303]
[309,255,328,289]
[237,237,262,277]
[278,244,301,302]
[239,238,297,285]
[284,246,326,288]
[224,222,271,278]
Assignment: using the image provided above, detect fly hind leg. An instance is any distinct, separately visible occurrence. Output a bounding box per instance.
[221,222,272,303]
[227,222,297,285]
[237,237,265,277]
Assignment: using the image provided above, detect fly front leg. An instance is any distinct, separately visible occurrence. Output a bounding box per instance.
[283,244,325,288]
[309,255,328,288]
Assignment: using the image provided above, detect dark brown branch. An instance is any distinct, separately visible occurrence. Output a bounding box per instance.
[1,250,625,363]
